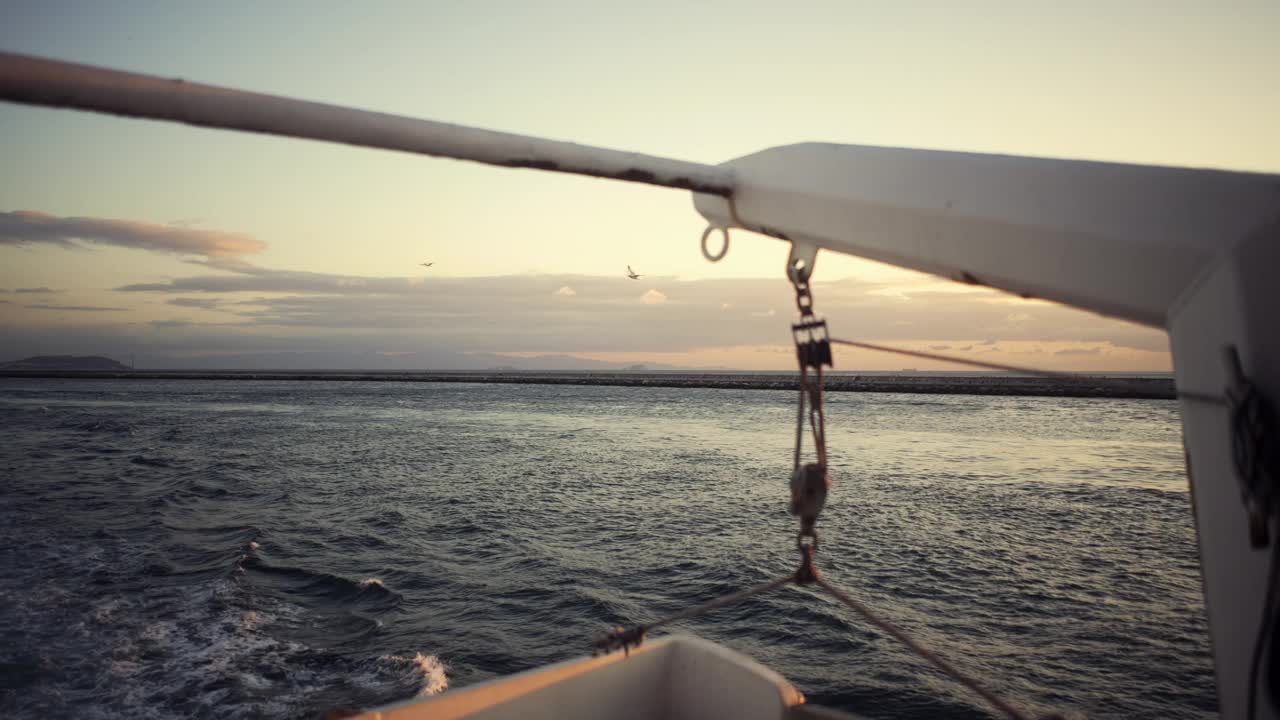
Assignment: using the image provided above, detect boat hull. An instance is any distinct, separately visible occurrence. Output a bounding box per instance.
[352,635,851,720]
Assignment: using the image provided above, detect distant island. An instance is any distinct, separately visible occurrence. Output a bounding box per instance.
[0,355,131,371]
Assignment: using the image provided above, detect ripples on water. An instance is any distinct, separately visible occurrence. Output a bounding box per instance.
[0,379,1214,719]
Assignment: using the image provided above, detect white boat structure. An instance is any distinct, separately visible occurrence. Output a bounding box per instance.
[2,52,1277,720]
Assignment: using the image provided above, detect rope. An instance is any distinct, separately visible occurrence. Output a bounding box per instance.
[830,338,1224,405]
[814,576,1037,720]
[810,366,828,466]
[795,367,830,470]
[592,561,1046,719]
[594,278,1075,719]
[794,366,808,471]
[592,573,794,655]
[645,575,794,634]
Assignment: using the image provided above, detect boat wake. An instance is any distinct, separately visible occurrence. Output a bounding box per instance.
[0,520,442,719]
[381,653,450,697]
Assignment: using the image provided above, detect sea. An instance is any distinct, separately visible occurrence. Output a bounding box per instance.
[0,378,1215,719]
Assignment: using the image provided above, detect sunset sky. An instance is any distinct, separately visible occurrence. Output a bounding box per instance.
[2,1,1277,370]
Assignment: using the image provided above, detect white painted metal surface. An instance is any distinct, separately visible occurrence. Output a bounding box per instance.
[352,635,822,720]
[694,143,1279,328]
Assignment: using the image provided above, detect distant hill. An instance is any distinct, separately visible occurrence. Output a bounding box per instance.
[1,355,131,371]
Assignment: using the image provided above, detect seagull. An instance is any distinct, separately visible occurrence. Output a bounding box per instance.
[420,262,434,267]
[627,265,641,280]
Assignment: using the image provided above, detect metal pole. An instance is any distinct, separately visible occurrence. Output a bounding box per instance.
[0,52,735,197]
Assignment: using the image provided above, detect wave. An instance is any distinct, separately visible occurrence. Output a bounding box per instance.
[239,556,402,612]
[129,454,172,468]
[381,653,449,697]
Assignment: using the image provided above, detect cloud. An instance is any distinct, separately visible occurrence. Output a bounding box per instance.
[167,297,224,309]
[554,286,576,297]
[640,289,667,305]
[929,344,951,351]
[0,211,266,258]
[81,258,1173,357]
[15,287,60,294]
[1054,346,1103,356]
[23,304,127,312]
[117,267,435,294]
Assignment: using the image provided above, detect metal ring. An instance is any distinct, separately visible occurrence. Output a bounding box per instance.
[701,225,730,263]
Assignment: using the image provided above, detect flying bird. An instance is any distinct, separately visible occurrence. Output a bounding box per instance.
[627,265,641,280]
[420,262,434,267]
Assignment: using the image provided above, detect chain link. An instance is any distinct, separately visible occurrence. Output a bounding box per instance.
[790,268,833,565]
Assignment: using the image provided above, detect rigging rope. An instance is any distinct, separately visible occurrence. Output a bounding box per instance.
[828,338,1224,405]
[813,577,1041,720]
[586,219,1274,720]
[592,567,1045,719]
[788,271,1046,719]
[592,265,1059,719]
[593,574,794,656]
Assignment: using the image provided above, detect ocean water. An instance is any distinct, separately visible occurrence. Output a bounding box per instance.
[0,379,1214,719]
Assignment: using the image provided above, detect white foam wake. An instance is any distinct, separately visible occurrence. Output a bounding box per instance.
[382,653,448,696]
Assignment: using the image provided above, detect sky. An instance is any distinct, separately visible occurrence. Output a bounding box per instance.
[2,0,1277,370]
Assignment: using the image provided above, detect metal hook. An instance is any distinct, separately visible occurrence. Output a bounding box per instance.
[787,242,818,285]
